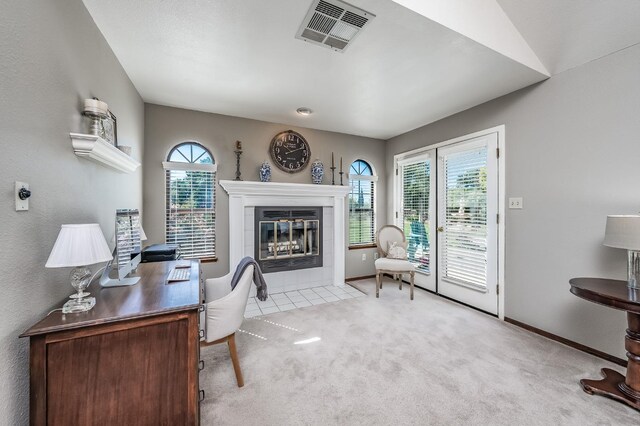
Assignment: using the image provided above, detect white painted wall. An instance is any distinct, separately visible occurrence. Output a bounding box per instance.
[386,44,640,359]
[0,1,144,424]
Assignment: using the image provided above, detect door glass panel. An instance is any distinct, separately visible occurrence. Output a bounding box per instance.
[259,221,276,260]
[275,221,291,257]
[291,220,305,257]
[401,160,431,273]
[305,220,320,256]
[442,145,488,290]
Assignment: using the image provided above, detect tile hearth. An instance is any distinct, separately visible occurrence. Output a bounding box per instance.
[244,284,365,318]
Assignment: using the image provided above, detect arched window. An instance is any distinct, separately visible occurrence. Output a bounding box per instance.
[348,159,377,247]
[163,142,217,260]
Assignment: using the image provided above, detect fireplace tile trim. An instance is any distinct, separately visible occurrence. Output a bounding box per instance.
[220,180,350,287]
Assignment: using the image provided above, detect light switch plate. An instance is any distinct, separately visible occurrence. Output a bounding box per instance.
[15,181,29,211]
[509,197,523,209]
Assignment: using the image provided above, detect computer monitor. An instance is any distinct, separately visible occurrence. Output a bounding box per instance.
[100,209,142,287]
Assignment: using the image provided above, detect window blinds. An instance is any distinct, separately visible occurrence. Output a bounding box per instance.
[165,168,216,260]
[441,146,488,290]
[348,179,375,245]
[401,160,431,273]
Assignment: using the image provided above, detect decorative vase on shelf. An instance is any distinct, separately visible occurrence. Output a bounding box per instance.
[259,161,272,182]
[311,159,324,184]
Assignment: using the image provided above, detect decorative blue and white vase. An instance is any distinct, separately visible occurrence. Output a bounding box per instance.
[259,161,272,182]
[311,159,324,184]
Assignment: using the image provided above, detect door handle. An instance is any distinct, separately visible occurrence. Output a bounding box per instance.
[437,226,444,232]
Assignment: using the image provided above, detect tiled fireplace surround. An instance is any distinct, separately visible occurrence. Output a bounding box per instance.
[220,180,350,297]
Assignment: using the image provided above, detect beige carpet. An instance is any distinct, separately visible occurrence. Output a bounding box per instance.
[200,278,638,425]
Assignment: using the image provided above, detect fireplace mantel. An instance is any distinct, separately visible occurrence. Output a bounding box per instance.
[220,180,350,198]
[220,180,350,286]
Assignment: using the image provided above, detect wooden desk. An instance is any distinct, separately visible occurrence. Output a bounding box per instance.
[569,277,640,411]
[21,260,204,425]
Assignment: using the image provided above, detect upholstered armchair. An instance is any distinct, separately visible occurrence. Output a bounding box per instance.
[374,225,415,300]
[202,265,254,387]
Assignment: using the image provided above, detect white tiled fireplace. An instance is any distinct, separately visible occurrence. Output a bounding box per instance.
[220,180,350,295]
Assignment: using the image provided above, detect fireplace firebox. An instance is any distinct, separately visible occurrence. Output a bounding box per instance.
[255,207,322,273]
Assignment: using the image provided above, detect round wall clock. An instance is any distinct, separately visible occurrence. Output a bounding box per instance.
[269,130,311,173]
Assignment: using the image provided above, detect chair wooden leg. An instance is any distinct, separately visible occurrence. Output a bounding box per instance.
[376,272,380,298]
[410,271,415,300]
[227,333,244,387]
[398,273,403,290]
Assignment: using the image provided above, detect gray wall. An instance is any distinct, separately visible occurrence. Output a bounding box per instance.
[386,44,640,359]
[0,1,144,424]
[143,104,386,279]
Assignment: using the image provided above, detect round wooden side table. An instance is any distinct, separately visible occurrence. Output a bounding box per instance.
[569,277,640,411]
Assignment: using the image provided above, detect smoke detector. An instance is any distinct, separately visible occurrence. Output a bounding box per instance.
[296,0,375,52]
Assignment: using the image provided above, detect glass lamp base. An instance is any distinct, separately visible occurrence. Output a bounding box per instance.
[69,291,91,299]
[62,297,96,314]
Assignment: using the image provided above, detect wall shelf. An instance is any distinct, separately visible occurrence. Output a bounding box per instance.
[70,133,140,173]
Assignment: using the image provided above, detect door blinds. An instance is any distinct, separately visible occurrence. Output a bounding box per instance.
[442,146,488,290]
[165,167,216,260]
[401,160,431,273]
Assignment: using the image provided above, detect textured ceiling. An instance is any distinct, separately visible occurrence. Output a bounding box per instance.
[81,0,553,139]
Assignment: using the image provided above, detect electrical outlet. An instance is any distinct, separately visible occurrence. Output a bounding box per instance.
[361,253,367,261]
[374,252,379,260]
[509,197,523,209]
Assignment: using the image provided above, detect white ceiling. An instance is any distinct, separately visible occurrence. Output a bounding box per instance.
[81,0,638,140]
[497,0,640,75]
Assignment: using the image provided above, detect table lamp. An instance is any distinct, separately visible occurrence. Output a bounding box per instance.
[603,215,640,289]
[46,224,113,313]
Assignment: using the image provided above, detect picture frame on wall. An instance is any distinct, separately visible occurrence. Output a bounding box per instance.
[101,110,117,146]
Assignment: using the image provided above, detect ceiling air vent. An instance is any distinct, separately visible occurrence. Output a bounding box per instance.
[296,0,375,52]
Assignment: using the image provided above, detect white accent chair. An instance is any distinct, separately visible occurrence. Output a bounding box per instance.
[374,225,415,300]
[202,265,254,387]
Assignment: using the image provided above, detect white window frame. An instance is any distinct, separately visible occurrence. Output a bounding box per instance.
[348,160,378,248]
[163,144,218,261]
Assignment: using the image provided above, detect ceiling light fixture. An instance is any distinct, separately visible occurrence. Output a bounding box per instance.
[296,107,313,116]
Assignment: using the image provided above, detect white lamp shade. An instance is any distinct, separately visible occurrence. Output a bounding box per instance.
[603,215,640,250]
[46,224,113,268]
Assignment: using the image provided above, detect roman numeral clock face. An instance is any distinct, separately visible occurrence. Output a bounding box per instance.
[269,130,311,173]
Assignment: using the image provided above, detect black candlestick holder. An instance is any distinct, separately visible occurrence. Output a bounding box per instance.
[339,171,344,186]
[234,149,242,181]
[330,166,336,185]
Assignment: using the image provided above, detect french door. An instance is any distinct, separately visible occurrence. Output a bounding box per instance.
[397,150,437,291]
[396,132,499,315]
[437,133,498,315]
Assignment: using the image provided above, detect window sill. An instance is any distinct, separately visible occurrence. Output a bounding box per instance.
[348,244,377,250]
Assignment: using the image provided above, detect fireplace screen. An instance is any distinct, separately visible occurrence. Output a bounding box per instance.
[255,207,322,273]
